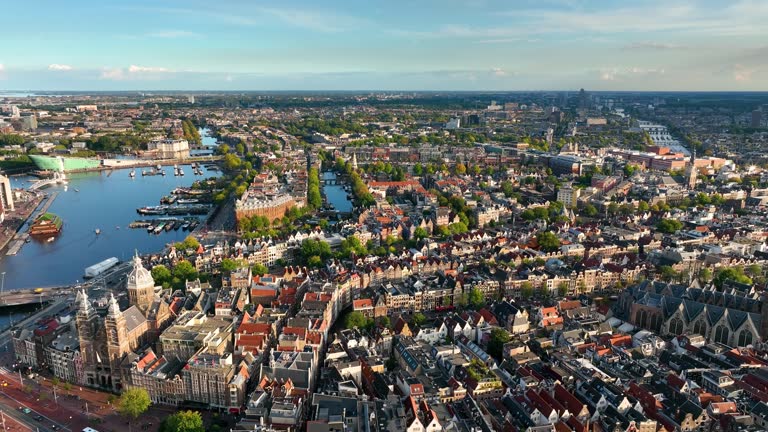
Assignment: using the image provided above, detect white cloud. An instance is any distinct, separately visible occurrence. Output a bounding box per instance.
[492,67,507,77]
[100,65,172,80]
[147,30,199,39]
[48,64,73,71]
[100,67,125,80]
[733,64,756,82]
[0,64,4,71]
[128,65,171,73]
[626,41,687,50]
[599,67,665,81]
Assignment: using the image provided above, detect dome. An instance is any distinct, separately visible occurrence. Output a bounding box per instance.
[127,254,154,289]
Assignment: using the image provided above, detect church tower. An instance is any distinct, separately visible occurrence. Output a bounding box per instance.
[687,148,697,190]
[104,293,129,387]
[104,294,130,371]
[76,290,100,365]
[126,253,155,312]
[351,153,358,170]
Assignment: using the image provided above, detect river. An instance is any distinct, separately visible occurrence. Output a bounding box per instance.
[0,164,221,291]
[322,171,353,213]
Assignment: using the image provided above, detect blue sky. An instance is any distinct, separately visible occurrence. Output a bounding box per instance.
[0,0,766,91]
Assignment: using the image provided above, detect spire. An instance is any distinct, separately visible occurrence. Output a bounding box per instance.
[77,289,95,315]
[107,292,121,317]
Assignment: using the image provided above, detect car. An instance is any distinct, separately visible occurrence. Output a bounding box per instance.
[51,425,60,431]
[33,416,43,422]
[22,408,31,414]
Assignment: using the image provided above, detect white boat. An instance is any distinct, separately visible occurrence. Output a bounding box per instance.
[130,169,136,178]
[95,228,101,235]
[46,237,54,243]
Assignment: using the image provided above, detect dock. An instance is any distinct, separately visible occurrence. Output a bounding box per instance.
[3,191,59,256]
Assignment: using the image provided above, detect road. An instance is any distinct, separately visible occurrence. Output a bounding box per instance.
[0,300,69,347]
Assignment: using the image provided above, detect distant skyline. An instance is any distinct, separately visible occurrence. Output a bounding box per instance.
[1,0,767,91]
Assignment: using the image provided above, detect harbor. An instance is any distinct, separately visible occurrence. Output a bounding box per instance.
[0,163,222,290]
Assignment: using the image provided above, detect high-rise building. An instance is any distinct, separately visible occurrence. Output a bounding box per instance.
[0,174,14,212]
[752,110,763,128]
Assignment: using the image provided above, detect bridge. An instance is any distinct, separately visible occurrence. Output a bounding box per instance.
[29,171,67,191]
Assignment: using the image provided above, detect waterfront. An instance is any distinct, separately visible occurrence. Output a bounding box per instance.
[322,171,353,213]
[0,164,221,291]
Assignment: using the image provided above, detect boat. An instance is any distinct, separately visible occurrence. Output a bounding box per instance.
[173,221,182,230]
[130,169,136,178]
[95,228,101,235]
[74,188,79,192]
[160,170,166,176]
[153,223,165,234]
[176,199,199,204]
[46,237,55,243]
[178,168,185,176]
[29,155,101,172]
[28,213,63,237]
[181,221,191,230]
[116,226,120,230]
[164,222,174,232]
[146,224,155,232]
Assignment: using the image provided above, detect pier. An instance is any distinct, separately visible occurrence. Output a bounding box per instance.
[5,191,60,256]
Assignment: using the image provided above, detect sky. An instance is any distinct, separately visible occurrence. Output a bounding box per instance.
[0,0,767,91]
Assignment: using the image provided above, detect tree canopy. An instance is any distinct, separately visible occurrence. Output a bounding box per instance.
[160,410,204,432]
[536,231,561,252]
[117,388,151,420]
[656,218,683,234]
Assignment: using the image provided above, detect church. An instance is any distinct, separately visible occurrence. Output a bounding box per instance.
[76,254,174,390]
[617,280,764,347]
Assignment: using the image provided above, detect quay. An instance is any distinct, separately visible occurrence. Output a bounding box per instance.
[0,191,45,254]
[4,191,59,256]
[31,155,222,177]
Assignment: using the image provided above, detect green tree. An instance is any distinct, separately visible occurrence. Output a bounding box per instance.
[117,388,151,431]
[487,328,511,360]
[656,218,683,234]
[160,410,205,432]
[220,258,239,273]
[557,282,569,297]
[583,204,598,217]
[151,265,172,287]
[412,227,429,240]
[520,282,534,299]
[172,261,198,287]
[468,287,484,309]
[344,311,369,329]
[536,231,561,252]
[698,268,713,283]
[713,268,752,289]
[455,163,467,175]
[252,263,268,276]
[339,236,368,258]
[659,265,677,282]
[413,313,427,326]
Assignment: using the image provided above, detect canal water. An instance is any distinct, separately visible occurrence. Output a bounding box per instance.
[0,164,221,291]
[322,171,353,213]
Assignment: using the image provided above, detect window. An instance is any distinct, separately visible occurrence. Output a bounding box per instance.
[637,309,649,328]
[691,320,707,336]
[713,325,730,345]
[737,329,753,347]
[668,318,684,336]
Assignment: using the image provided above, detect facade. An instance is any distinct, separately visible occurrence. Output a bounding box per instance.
[28,155,101,172]
[619,280,763,346]
[146,139,190,159]
[76,255,172,391]
[0,174,13,211]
